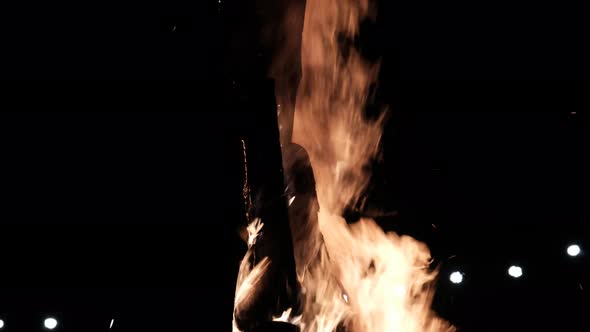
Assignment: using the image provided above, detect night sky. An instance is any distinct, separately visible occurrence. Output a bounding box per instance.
[1,0,589,331]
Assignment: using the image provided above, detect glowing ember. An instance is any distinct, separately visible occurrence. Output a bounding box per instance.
[233,0,453,331]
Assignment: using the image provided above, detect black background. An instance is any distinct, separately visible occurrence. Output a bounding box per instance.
[1,0,589,331]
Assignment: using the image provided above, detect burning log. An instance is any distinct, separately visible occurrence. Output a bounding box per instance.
[230,0,307,329]
[233,79,302,332]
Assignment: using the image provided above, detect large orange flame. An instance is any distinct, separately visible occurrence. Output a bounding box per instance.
[234,0,454,331]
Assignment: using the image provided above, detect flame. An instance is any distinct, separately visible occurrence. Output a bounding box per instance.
[289,213,452,332]
[233,0,454,331]
[273,308,303,326]
[284,0,453,331]
[232,219,270,332]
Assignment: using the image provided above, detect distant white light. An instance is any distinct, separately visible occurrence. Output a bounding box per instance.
[0,319,4,329]
[450,271,463,284]
[44,317,58,330]
[567,244,581,257]
[110,318,115,329]
[508,265,523,278]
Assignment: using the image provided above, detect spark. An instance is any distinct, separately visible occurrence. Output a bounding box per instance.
[289,196,296,206]
[110,319,115,329]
